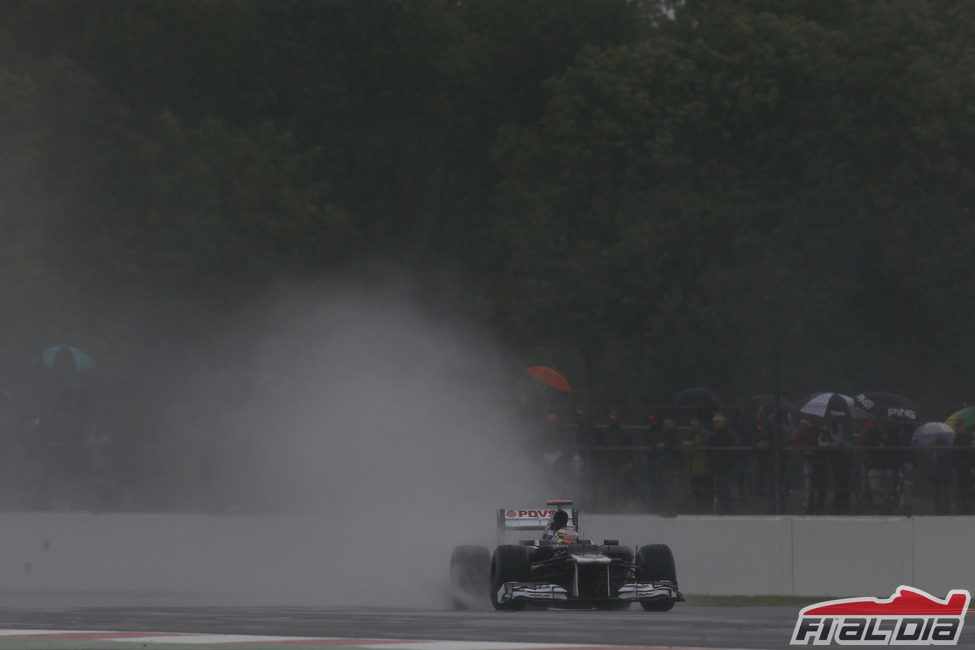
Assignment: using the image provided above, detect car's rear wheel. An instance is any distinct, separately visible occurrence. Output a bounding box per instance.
[636,544,677,612]
[602,545,634,563]
[450,545,490,609]
[490,545,531,611]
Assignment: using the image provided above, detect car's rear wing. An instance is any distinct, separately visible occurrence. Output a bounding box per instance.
[496,500,579,543]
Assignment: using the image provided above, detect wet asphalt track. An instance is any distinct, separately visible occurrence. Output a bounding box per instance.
[0,604,809,649]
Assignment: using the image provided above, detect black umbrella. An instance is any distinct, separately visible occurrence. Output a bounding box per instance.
[745,394,796,413]
[673,387,724,409]
[743,394,798,430]
[854,392,917,423]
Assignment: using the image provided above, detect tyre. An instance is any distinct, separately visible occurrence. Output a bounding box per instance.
[450,545,490,609]
[602,545,634,563]
[490,545,531,611]
[636,544,677,612]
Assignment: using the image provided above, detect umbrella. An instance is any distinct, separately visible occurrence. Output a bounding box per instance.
[41,345,94,371]
[946,407,975,428]
[524,366,572,393]
[799,392,871,420]
[799,392,857,418]
[673,387,724,409]
[854,392,917,423]
[744,394,797,414]
[912,421,955,447]
[813,393,856,446]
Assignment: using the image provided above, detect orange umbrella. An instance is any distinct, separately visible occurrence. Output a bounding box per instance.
[525,366,572,393]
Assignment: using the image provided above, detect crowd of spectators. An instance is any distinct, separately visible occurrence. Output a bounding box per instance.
[534,404,975,517]
[4,349,975,516]
[0,346,234,512]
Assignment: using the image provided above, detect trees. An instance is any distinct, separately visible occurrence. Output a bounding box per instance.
[490,1,975,406]
[0,1,973,409]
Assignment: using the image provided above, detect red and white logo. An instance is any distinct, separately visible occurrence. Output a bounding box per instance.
[791,585,970,645]
[507,509,556,519]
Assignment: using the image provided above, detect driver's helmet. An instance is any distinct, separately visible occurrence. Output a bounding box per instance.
[554,527,579,544]
[548,509,569,530]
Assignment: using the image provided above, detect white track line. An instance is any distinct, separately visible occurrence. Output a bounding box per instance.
[0,629,762,649]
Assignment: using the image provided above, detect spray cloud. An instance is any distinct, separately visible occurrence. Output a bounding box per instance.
[164,281,551,606]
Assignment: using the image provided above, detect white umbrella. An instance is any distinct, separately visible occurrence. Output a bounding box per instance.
[799,392,869,419]
[912,421,955,447]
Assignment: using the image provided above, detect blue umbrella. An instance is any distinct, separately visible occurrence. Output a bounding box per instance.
[42,346,94,371]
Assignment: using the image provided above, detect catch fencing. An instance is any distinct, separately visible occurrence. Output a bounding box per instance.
[543,419,964,517]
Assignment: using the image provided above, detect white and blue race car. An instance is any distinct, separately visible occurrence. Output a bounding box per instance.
[450,500,682,611]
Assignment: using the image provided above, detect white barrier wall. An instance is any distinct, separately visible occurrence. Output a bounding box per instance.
[0,513,339,605]
[586,515,794,596]
[586,515,975,598]
[1,513,973,604]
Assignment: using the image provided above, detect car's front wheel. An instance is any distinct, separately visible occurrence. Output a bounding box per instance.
[636,544,678,612]
[490,545,531,611]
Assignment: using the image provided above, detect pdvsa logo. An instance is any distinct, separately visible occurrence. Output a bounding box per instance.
[791,585,970,646]
[512,509,556,518]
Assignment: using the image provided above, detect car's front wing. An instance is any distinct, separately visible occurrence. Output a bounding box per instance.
[617,580,682,602]
[496,579,681,605]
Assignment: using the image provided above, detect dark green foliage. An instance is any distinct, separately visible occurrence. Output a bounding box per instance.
[0,0,973,411]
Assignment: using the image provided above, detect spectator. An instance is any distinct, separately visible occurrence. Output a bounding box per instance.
[953,420,975,514]
[735,407,760,497]
[648,417,682,514]
[613,413,643,509]
[756,407,792,514]
[85,423,116,511]
[22,415,55,509]
[793,418,827,514]
[644,415,664,511]
[709,412,740,514]
[930,429,953,515]
[858,417,877,508]
[891,421,916,515]
[572,409,593,504]
[750,407,771,497]
[820,416,854,514]
[541,428,583,499]
[599,411,635,510]
[862,419,897,512]
[682,416,713,513]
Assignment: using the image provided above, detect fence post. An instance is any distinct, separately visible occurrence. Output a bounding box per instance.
[773,348,784,515]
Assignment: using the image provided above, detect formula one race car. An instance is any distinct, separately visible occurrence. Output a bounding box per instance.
[449,500,682,611]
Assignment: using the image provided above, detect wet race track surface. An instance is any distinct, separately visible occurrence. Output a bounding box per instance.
[0,604,809,649]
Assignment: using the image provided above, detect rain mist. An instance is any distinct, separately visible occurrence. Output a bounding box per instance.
[160,281,551,607]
